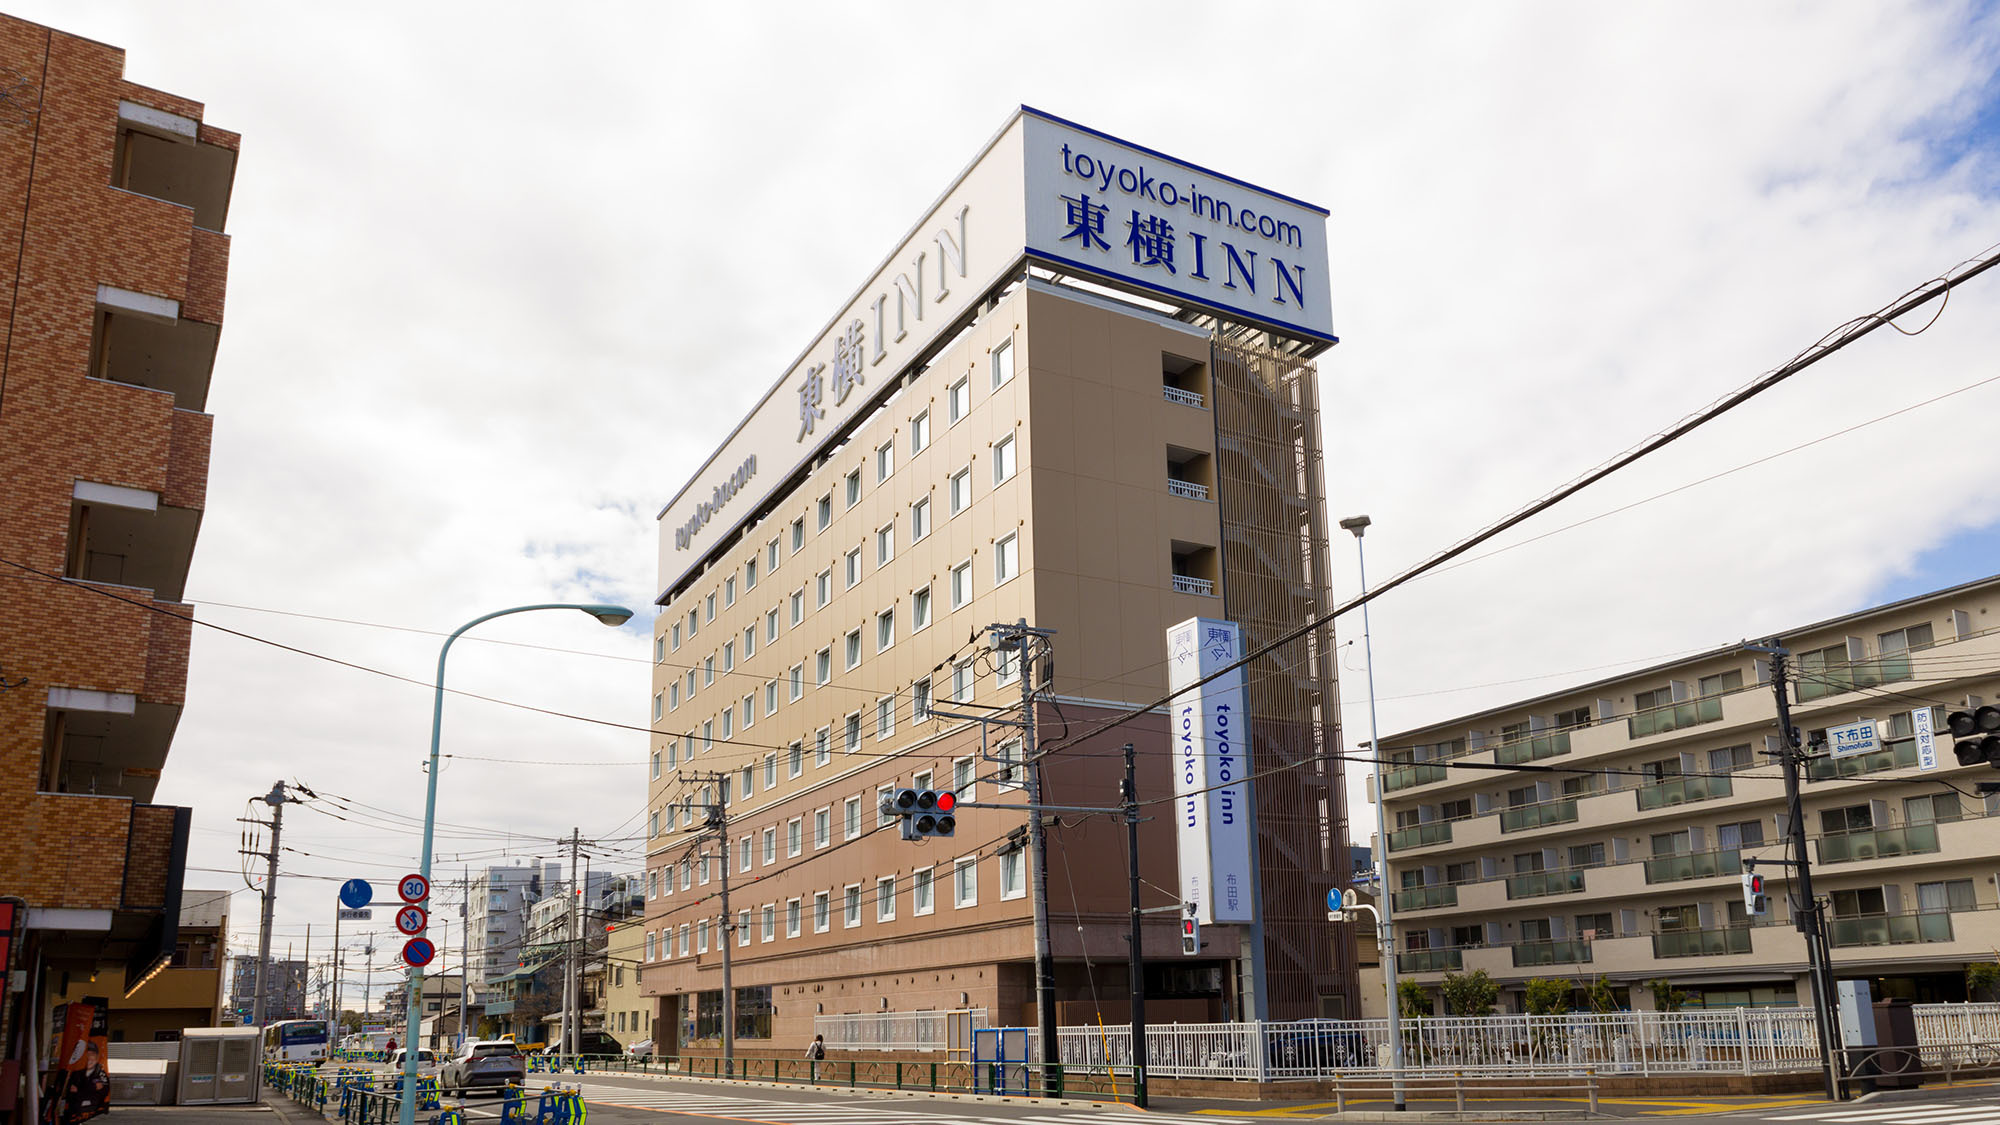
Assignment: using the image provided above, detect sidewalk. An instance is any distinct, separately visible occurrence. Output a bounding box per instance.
[1144,1092,1838,1119]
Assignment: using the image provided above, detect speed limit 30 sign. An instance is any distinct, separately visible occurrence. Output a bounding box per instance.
[398,873,430,904]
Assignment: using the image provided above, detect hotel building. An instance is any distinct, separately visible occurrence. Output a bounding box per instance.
[1376,575,2000,1011]
[641,108,1356,1054]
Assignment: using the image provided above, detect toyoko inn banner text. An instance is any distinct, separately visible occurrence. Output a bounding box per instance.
[1166,617,1257,925]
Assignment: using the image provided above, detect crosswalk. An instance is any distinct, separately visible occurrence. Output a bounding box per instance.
[1762,1103,2000,1125]
[480,1081,1238,1125]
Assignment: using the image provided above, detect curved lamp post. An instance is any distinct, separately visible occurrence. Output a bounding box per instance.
[399,602,633,1125]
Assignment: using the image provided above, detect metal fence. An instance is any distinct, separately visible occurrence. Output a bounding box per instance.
[814,1009,989,1052]
[1913,1001,2000,1066]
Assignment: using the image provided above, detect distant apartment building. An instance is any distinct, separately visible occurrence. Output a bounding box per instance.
[1376,575,2000,1011]
[0,13,236,1102]
[227,956,305,1023]
[466,863,561,1012]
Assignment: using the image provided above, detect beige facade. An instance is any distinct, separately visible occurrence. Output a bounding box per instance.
[1375,575,2000,1012]
[641,269,1355,1049]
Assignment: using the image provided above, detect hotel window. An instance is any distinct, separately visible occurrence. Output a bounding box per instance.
[1000,851,1026,900]
[952,658,974,703]
[651,751,661,780]
[845,546,862,589]
[762,826,777,865]
[877,875,897,921]
[817,569,832,608]
[787,817,802,857]
[667,739,679,768]
[686,669,696,698]
[739,909,751,946]
[844,884,862,928]
[814,807,830,849]
[911,496,931,541]
[994,533,1018,584]
[704,656,715,686]
[705,593,716,622]
[767,607,780,643]
[816,726,832,766]
[912,585,932,632]
[953,857,977,908]
[688,608,698,637]
[761,904,775,942]
[765,680,778,716]
[877,784,895,827]
[700,855,711,885]
[649,810,659,837]
[844,795,862,839]
[814,891,831,933]
[876,441,894,482]
[913,677,932,722]
[743,624,755,659]
[951,561,973,609]
[723,641,735,672]
[653,693,663,722]
[697,921,708,953]
[669,682,680,710]
[991,336,1015,388]
[791,589,805,625]
[786,899,801,938]
[877,522,895,566]
[914,768,932,793]
[876,696,895,739]
[718,708,732,739]
[949,467,971,515]
[680,859,691,889]
[845,628,862,668]
[725,576,736,607]
[816,648,832,685]
[995,647,1018,687]
[948,375,970,423]
[740,763,754,799]
[764,752,777,789]
[817,494,832,530]
[845,468,862,508]
[911,410,930,454]
[992,433,1017,484]
[745,558,757,591]
[789,663,804,701]
[738,836,751,873]
[996,739,1022,791]
[953,755,975,800]
[877,608,895,651]
[913,867,934,915]
[702,719,714,750]
[672,623,682,651]
[768,537,781,572]
[789,741,803,778]
[791,517,805,553]
[655,636,665,663]
[844,712,862,754]
[682,801,695,830]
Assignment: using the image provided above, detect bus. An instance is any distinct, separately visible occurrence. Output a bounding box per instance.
[262,1019,333,1063]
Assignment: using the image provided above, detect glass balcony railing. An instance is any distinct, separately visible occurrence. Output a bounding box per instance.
[1512,940,1592,967]
[1397,948,1464,973]
[1643,848,1742,884]
[1817,823,1941,864]
[1506,869,1585,900]
[1500,799,1579,833]
[1653,927,1753,958]
[1383,762,1450,793]
[1393,884,1458,912]
[1828,912,1953,948]
[1808,741,1920,781]
[1496,731,1572,766]
[1796,654,1915,702]
[1389,821,1452,851]
[1627,696,1724,739]
[1635,773,1733,811]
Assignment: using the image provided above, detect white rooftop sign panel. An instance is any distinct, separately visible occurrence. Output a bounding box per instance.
[657,108,1333,598]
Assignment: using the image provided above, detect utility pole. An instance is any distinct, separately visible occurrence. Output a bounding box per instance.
[1122,741,1148,1098]
[461,866,471,1049]
[1757,641,1841,1100]
[245,780,293,1028]
[364,942,376,1029]
[565,828,581,1057]
[991,620,1058,1089]
[681,772,737,1077]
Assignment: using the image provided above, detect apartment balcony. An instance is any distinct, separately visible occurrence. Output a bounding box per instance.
[1626,696,1723,739]
[1506,869,1586,900]
[1397,948,1464,974]
[1170,574,1214,596]
[1500,799,1578,833]
[1634,773,1733,811]
[1495,731,1571,766]
[1643,848,1742,884]
[1162,384,1205,408]
[115,100,238,232]
[1511,939,1592,967]
[1393,884,1458,913]
[484,1000,515,1016]
[1795,654,1915,703]
[1828,912,1952,948]
[1166,477,1211,501]
[1816,823,1941,865]
[1653,926,1753,959]
[65,482,201,604]
[1383,762,1450,793]
[1388,821,1452,852]
[1808,741,1920,781]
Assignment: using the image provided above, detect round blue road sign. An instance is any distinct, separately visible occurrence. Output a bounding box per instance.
[401,937,436,968]
[1326,887,1343,911]
[339,879,373,909]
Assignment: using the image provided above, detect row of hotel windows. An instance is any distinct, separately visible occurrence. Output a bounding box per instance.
[658,338,1017,659]
[641,847,1028,964]
[647,750,1018,844]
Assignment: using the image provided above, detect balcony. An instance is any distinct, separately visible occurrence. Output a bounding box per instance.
[1495,731,1571,766]
[1635,773,1733,811]
[1393,884,1458,912]
[1500,799,1578,833]
[1162,385,1205,408]
[1506,869,1585,900]
[1512,940,1592,967]
[115,101,237,232]
[1808,741,1920,781]
[1796,654,1915,702]
[1166,477,1210,501]
[1389,821,1452,852]
[1653,927,1753,958]
[1643,848,1742,884]
[1627,697,1723,739]
[1170,574,1214,596]
[484,999,515,1016]
[1829,912,1953,948]
[1816,823,1941,864]
[64,483,201,603]
[1383,762,1449,793]
[1397,948,1463,973]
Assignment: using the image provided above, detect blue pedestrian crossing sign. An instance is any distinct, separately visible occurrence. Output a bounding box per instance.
[339,879,373,909]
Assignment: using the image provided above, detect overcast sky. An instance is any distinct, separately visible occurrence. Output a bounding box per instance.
[14,1,2000,1013]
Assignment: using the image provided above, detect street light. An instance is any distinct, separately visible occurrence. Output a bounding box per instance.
[1339,515,1408,1112]
[399,602,633,1125]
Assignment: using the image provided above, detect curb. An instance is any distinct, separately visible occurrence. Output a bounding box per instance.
[566,1070,1148,1112]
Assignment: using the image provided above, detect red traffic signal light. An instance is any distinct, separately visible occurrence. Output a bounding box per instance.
[934,790,956,813]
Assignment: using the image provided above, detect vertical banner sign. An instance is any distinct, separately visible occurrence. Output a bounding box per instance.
[1166,617,1256,925]
[42,997,109,1125]
[1913,707,1938,771]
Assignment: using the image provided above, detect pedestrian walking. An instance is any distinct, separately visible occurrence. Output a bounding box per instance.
[805,1034,825,1081]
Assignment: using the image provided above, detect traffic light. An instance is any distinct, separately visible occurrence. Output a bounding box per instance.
[889,788,956,839]
[1180,917,1200,956]
[1948,706,2000,768]
[1741,871,1767,915]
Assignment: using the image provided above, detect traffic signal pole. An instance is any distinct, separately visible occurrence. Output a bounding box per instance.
[1122,741,1148,1103]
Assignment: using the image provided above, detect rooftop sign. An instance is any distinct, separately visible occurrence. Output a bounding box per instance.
[657,108,1333,599]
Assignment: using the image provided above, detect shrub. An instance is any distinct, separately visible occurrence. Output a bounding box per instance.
[1440,969,1498,1017]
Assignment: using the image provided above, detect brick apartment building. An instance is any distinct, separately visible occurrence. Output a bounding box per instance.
[0,14,236,1116]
